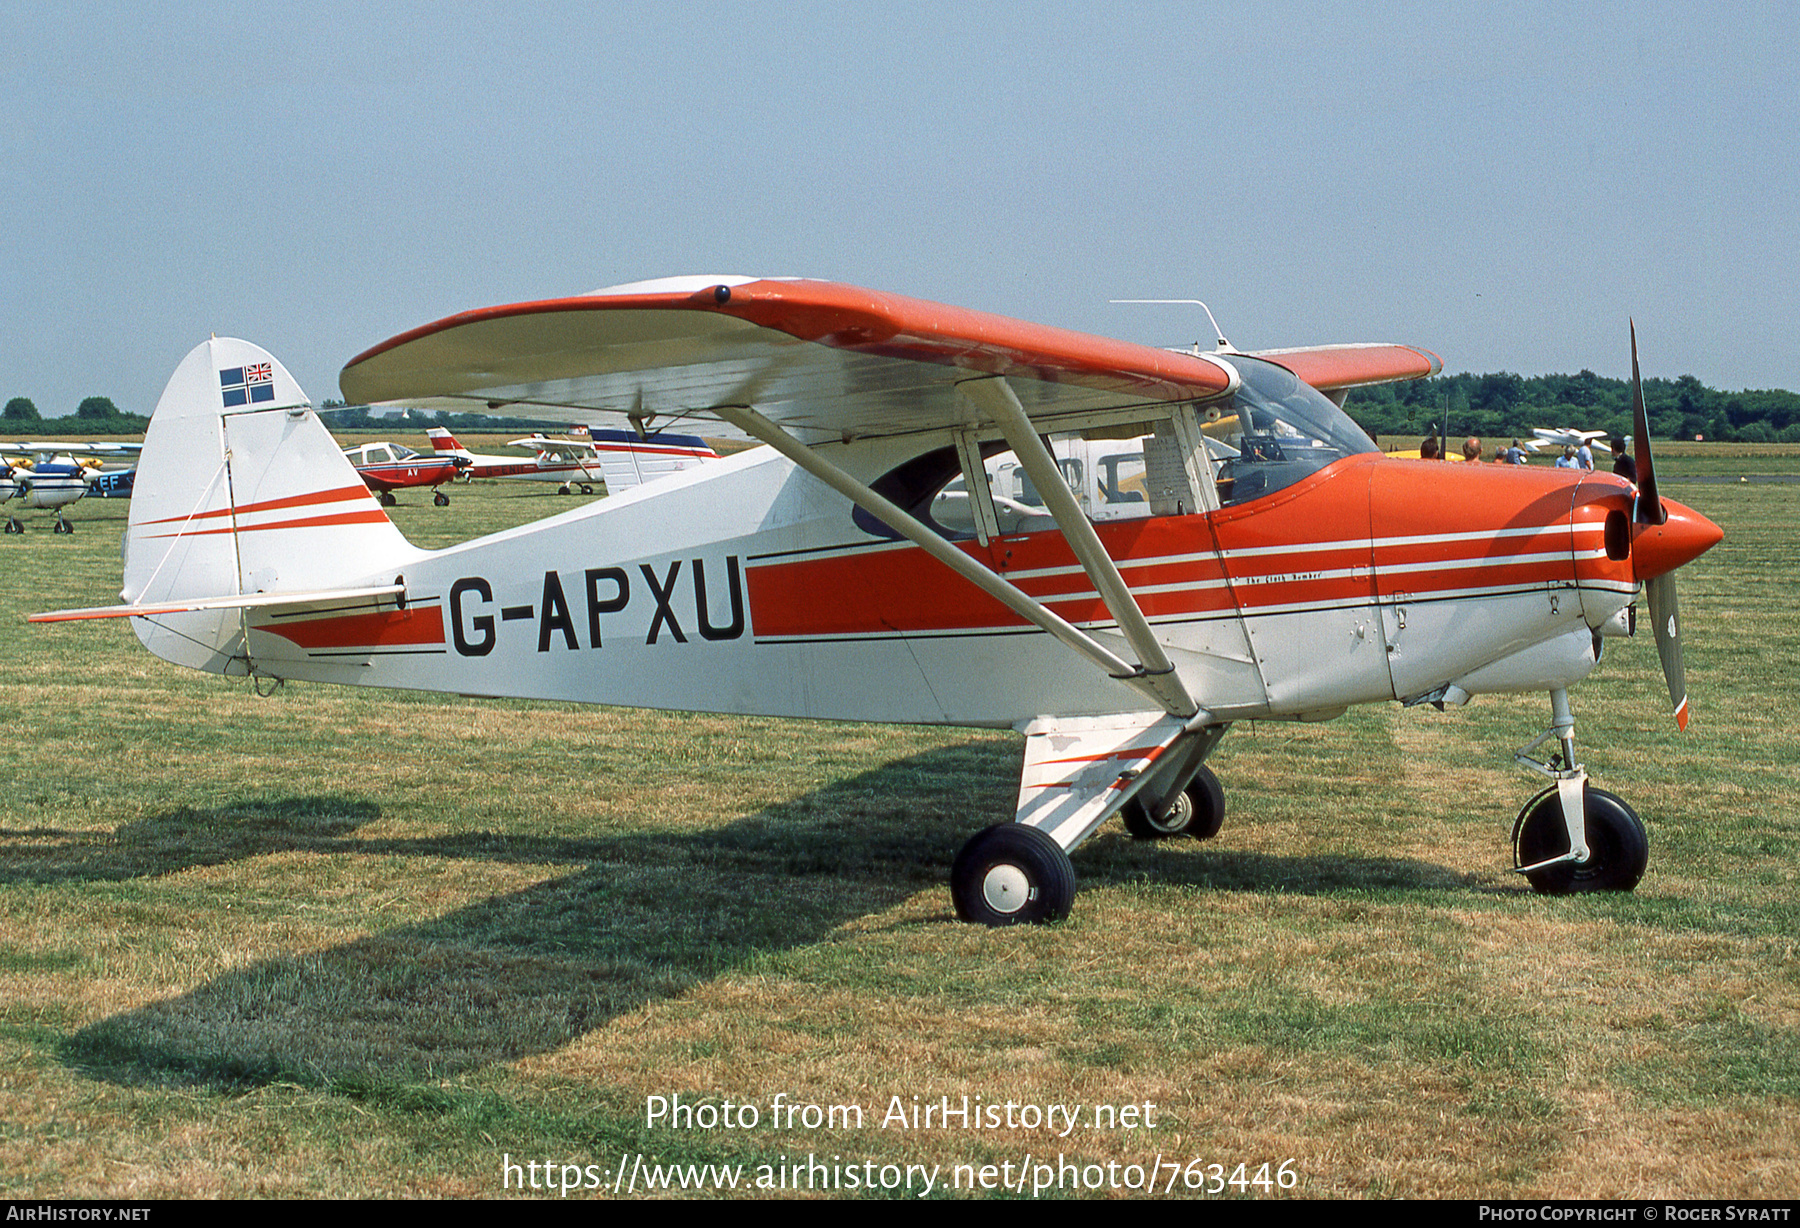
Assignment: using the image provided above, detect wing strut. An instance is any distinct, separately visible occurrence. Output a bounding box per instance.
[958,376,1199,719]
[712,404,1201,718]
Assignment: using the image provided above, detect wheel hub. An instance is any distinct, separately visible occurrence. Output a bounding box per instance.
[1152,791,1193,834]
[981,864,1033,914]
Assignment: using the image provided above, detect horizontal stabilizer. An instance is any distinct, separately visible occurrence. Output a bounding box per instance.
[31,584,406,624]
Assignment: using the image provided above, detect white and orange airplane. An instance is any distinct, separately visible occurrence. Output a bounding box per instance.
[33,276,1722,924]
[424,425,718,495]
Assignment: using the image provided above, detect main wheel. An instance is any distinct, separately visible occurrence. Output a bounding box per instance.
[1121,765,1225,840]
[433,491,450,506]
[951,824,1076,926]
[1513,784,1648,894]
[580,483,594,494]
[1123,789,1194,839]
[1185,764,1226,840]
[379,491,397,507]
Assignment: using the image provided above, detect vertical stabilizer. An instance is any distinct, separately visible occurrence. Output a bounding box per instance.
[425,427,470,458]
[124,338,422,674]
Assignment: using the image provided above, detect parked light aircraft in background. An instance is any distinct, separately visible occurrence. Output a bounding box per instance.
[425,425,719,495]
[424,427,602,493]
[1527,428,1612,456]
[33,277,1722,924]
[342,440,466,506]
[2,441,141,532]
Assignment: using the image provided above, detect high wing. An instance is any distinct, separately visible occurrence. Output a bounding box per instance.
[341,276,1240,442]
[5,441,144,459]
[341,275,1437,441]
[505,433,601,455]
[1249,342,1442,405]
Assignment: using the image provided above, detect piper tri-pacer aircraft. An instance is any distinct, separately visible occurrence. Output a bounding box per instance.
[33,276,1723,924]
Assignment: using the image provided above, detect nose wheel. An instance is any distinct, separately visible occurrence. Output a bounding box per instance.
[1513,784,1648,894]
[1512,688,1649,894]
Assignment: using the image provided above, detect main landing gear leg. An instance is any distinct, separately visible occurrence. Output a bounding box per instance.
[1121,724,1230,842]
[1511,687,1648,894]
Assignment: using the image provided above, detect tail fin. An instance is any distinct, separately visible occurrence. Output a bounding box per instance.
[123,338,421,674]
[425,426,469,457]
[586,428,721,492]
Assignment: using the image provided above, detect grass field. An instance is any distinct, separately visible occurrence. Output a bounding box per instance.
[1,463,1795,1199]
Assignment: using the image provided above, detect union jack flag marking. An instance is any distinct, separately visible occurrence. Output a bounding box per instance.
[220,363,278,408]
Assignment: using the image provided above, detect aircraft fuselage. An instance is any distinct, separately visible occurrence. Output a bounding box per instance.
[221,445,1708,730]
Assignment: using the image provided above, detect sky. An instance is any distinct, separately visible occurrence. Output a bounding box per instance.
[3,1,1796,418]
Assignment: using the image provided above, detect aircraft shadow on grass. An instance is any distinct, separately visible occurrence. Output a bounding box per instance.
[44,743,1473,1091]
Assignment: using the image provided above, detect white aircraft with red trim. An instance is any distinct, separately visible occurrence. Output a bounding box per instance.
[342,440,466,506]
[33,276,1722,924]
[423,425,718,495]
[1527,428,1613,456]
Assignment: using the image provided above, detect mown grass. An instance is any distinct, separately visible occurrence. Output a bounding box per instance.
[0,460,1795,1198]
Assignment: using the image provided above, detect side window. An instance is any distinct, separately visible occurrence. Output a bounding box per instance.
[858,411,1223,543]
[917,433,1190,538]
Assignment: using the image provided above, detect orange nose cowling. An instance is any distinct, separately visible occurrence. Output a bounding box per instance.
[1631,497,1724,582]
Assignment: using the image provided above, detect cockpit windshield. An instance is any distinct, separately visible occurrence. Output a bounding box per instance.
[1209,355,1379,506]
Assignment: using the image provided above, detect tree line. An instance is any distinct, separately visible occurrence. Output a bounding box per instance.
[3,396,146,432]
[2,396,564,437]
[11,369,1800,444]
[1343,370,1800,444]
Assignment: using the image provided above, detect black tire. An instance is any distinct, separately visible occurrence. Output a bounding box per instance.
[379,491,397,507]
[1122,764,1225,840]
[433,491,449,507]
[53,519,73,535]
[1185,764,1226,840]
[580,484,594,495]
[1513,784,1648,894]
[951,824,1076,926]
[1123,789,1195,839]
[2,519,19,535]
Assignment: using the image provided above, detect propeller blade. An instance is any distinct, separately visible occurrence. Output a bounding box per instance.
[1629,320,1666,526]
[1645,571,1689,731]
